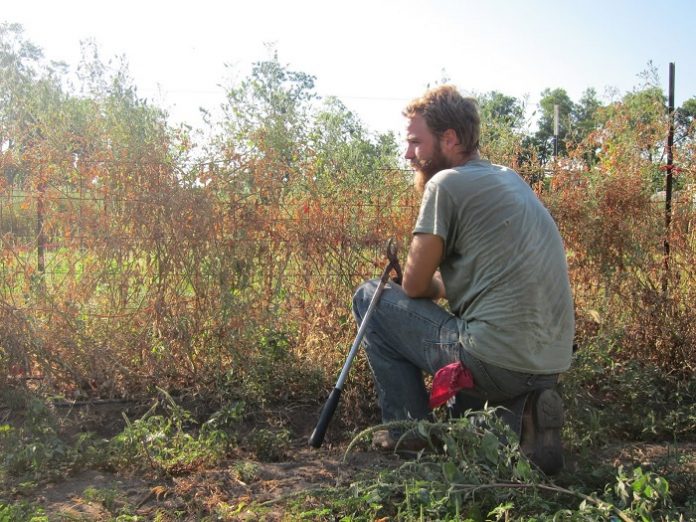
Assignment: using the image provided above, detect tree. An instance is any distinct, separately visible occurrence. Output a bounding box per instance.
[477,91,527,168]
[308,96,401,195]
[569,88,604,165]
[676,97,696,143]
[216,47,317,187]
[674,97,696,169]
[531,87,605,165]
[0,23,59,185]
[573,88,602,142]
[620,86,667,164]
[479,91,525,129]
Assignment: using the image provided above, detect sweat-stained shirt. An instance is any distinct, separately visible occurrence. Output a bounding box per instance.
[413,159,574,374]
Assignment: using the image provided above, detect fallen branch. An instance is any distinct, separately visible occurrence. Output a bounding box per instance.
[450,481,634,522]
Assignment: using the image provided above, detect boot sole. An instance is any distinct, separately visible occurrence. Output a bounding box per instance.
[531,388,564,475]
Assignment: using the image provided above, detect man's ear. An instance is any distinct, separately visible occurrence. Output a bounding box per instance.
[441,128,460,151]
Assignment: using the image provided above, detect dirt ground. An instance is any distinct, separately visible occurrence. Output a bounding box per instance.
[21,439,696,521]
[30,442,404,520]
[2,399,401,520]
[4,400,695,521]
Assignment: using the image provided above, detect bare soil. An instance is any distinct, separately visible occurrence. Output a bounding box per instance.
[3,401,695,521]
[29,442,403,521]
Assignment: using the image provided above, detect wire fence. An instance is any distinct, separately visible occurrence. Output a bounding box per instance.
[1,158,694,395]
[0,166,422,393]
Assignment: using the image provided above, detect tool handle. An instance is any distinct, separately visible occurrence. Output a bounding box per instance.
[308,387,342,448]
[309,238,399,449]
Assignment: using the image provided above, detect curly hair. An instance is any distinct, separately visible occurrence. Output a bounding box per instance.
[403,85,480,155]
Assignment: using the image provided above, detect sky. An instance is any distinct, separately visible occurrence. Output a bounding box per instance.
[3,0,696,139]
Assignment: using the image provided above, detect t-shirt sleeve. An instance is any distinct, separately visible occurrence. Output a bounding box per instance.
[413,180,452,242]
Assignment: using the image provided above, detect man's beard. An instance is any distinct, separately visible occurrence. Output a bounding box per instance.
[412,142,451,193]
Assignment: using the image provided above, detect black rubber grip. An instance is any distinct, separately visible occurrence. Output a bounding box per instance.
[308,387,342,448]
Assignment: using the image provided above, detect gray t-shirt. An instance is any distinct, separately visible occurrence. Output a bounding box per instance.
[413,159,574,374]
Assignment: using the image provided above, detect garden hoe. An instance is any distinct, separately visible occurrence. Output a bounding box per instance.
[308,238,402,448]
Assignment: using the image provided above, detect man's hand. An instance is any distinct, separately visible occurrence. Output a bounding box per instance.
[402,233,446,300]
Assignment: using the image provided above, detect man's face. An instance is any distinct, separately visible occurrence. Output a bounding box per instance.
[405,114,450,192]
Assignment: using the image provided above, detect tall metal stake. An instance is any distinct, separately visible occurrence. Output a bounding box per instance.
[662,62,675,295]
[553,104,559,159]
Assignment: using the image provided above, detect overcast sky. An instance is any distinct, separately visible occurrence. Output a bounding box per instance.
[3,0,695,138]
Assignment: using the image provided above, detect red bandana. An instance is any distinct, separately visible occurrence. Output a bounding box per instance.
[429,361,474,409]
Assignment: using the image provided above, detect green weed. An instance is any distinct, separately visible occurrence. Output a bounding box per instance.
[232,460,259,483]
[0,501,47,522]
[247,427,290,462]
[108,388,232,475]
[0,395,106,482]
[82,485,146,520]
[562,343,696,450]
[283,408,683,521]
[234,325,325,406]
[82,485,119,511]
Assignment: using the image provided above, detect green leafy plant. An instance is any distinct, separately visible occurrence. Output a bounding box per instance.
[0,501,48,522]
[0,395,106,481]
[303,408,680,521]
[232,460,259,483]
[108,388,230,475]
[247,427,290,462]
[562,344,696,450]
[83,485,120,513]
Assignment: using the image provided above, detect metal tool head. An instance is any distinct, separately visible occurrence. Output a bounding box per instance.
[386,238,398,261]
[386,238,403,284]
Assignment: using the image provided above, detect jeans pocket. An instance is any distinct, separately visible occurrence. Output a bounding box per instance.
[421,338,464,374]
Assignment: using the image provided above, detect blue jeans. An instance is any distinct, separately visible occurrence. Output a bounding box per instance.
[352,279,558,427]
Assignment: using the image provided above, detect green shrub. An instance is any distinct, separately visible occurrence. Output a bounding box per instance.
[108,388,233,475]
[247,427,290,462]
[0,395,106,481]
[289,409,680,521]
[0,501,48,522]
[562,343,696,450]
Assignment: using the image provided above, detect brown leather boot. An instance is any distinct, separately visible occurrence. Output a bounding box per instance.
[520,389,565,475]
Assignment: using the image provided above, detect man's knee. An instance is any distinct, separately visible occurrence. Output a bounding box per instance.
[352,279,379,321]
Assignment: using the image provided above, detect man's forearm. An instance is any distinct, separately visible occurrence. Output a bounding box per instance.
[404,271,446,300]
[402,233,445,299]
[429,271,447,300]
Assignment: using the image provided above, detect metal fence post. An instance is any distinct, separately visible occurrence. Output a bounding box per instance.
[662,62,675,295]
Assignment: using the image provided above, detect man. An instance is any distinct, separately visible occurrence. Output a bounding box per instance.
[352,85,574,474]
